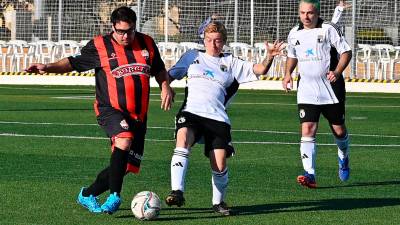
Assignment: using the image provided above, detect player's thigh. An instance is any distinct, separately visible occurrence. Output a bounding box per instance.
[175,111,201,148]
[298,104,321,124]
[203,119,234,158]
[321,102,345,125]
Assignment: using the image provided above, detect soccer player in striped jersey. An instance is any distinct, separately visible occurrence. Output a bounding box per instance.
[283,0,352,188]
[164,21,285,215]
[25,6,174,214]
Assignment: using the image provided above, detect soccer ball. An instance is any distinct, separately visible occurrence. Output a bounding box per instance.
[131,191,161,220]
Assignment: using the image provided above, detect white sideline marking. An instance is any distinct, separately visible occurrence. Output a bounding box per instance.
[49,96,400,108]
[1,120,399,138]
[1,132,399,147]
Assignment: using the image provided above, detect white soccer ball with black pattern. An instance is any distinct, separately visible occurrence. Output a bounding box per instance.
[131,191,161,220]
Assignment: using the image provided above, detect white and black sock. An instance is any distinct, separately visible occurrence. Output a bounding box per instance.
[300,137,316,175]
[170,147,190,192]
[335,133,350,160]
[211,168,228,205]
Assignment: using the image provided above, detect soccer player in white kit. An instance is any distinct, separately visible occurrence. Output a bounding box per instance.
[283,0,352,188]
[165,21,285,215]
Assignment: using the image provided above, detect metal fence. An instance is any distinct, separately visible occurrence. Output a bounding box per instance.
[1,0,400,78]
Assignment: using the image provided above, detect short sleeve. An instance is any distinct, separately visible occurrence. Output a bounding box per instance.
[68,40,100,72]
[149,38,166,76]
[287,29,297,58]
[230,56,258,84]
[328,24,351,54]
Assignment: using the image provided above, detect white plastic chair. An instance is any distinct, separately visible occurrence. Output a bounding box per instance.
[0,40,7,72]
[254,42,267,63]
[79,40,90,47]
[374,44,395,80]
[356,44,373,79]
[178,42,202,57]
[390,46,400,80]
[33,40,55,64]
[24,43,37,69]
[228,42,253,61]
[157,42,180,64]
[53,40,80,61]
[7,40,28,72]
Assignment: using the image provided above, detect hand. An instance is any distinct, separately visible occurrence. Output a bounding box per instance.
[25,63,47,74]
[282,75,293,92]
[266,40,285,58]
[327,71,340,83]
[160,84,174,111]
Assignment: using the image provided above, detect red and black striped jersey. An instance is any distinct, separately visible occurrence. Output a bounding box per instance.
[68,32,165,121]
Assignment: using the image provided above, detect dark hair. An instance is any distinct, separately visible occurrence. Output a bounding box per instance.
[110,6,137,25]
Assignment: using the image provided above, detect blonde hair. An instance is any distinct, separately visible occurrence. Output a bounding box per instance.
[204,21,227,43]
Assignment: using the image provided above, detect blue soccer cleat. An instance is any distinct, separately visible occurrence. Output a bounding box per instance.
[76,187,102,213]
[101,192,121,214]
[338,157,350,181]
[297,172,317,188]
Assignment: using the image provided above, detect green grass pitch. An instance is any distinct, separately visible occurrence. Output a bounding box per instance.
[0,84,399,225]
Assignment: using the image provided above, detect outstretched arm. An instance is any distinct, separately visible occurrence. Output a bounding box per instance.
[25,58,73,74]
[253,40,285,76]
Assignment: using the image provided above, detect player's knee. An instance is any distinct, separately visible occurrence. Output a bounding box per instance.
[114,137,132,150]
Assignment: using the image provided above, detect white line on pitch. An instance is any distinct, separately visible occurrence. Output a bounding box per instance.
[1,121,399,138]
[1,133,399,147]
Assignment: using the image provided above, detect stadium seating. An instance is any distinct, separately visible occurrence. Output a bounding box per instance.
[33,40,56,64]
[157,42,180,65]
[53,40,80,61]
[228,42,253,61]
[253,42,267,64]
[0,40,7,72]
[6,40,28,72]
[374,44,395,80]
[357,44,373,79]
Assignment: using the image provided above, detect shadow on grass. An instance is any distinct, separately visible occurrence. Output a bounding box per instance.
[318,180,400,189]
[232,198,400,216]
[116,197,400,221]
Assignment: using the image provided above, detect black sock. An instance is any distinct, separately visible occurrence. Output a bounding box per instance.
[109,147,128,195]
[83,167,110,197]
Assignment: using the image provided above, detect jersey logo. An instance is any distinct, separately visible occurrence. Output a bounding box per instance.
[299,109,305,118]
[141,49,149,60]
[120,119,129,130]
[203,69,215,78]
[295,40,300,46]
[220,64,227,72]
[305,49,315,57]
[177,116,186,124]
[109,53,119,61]
[317,35,324,43]
[111,63,151,78]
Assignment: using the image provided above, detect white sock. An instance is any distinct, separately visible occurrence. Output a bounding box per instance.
[211,168,228,205]
[170,147,190,192]
[335,133,350,160]
[300,137,316,175]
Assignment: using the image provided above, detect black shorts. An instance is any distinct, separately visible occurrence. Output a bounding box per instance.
[298,103,345,125]
[97,107,147,172]
[175,111,235,158]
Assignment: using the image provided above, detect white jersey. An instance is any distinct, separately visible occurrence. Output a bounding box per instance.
[169,50,258,124]
[287,19,351,105]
